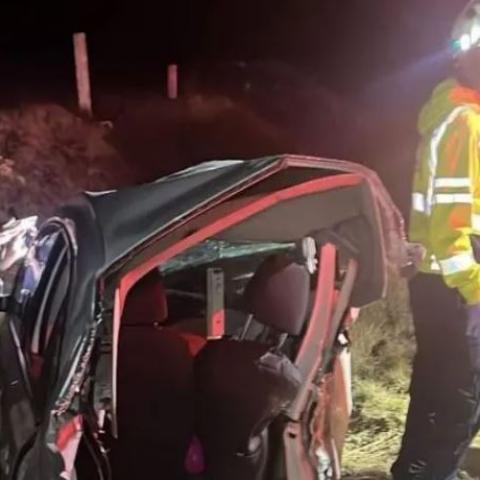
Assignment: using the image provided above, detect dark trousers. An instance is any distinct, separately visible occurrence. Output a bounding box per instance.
[391,273,480,480]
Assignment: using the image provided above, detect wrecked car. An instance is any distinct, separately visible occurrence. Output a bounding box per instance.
[0,155,408,480]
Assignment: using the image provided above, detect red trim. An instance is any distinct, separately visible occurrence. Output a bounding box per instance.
[56,415,83,452]
[180,332,207,357]
[294,243,336,376]
[308,246,337,354]
[209,309,225,339]
[119,173,362,312]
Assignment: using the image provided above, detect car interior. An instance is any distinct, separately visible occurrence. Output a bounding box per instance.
[109,237,315,480]
[105,180,383,480]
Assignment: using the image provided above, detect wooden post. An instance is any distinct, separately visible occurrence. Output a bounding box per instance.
[167,64,178,100]
[73,33,93,117]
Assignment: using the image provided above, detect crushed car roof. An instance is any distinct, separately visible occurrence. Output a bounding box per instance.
[59,155,406,275]
[67,157,282,270]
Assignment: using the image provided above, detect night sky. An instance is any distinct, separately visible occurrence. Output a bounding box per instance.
[0,0,468,94]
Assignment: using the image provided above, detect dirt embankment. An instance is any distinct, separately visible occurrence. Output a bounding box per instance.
[0,86,302,220]
[0,104,130,221]
[111,93,295,183]
[0,93,288,215]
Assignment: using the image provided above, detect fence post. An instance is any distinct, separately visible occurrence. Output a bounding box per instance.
[167,64,178,100]
[73,32,93,117]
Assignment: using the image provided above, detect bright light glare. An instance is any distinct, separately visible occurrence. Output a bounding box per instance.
[460,33,472,51]
[472,24,480,44]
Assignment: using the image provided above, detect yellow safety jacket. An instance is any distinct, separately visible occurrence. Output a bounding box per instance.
[410,78,480,304]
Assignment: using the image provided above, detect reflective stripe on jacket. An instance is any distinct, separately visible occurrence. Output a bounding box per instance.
[409,79,480,304]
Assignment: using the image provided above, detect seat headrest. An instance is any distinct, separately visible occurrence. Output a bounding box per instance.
[123,269,168,326]
[244,255,310,336]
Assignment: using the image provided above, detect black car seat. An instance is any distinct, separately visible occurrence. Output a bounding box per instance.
[194,255,308,480]
[111,269,195,480]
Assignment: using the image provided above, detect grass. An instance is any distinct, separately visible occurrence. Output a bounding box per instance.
[343,377,410,476]
[342,273,413,478]
[343,273,480,479]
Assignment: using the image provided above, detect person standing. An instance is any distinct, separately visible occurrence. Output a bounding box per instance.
[392,2,480,479]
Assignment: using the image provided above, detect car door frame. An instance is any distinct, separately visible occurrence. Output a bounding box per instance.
[1,217,80,480]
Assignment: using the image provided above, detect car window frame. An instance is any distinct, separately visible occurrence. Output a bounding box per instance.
[9,219,75,411]
[30,240,69,356]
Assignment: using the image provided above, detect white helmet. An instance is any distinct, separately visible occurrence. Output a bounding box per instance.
[451,1,480,56]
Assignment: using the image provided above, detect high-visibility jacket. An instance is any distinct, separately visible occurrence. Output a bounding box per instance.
[410,78,480,304]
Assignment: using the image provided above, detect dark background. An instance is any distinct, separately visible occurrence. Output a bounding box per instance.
[0,0,471,212]
[0,1,464,92]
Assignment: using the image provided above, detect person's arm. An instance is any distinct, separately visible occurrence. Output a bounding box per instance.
[429,112,480,304]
